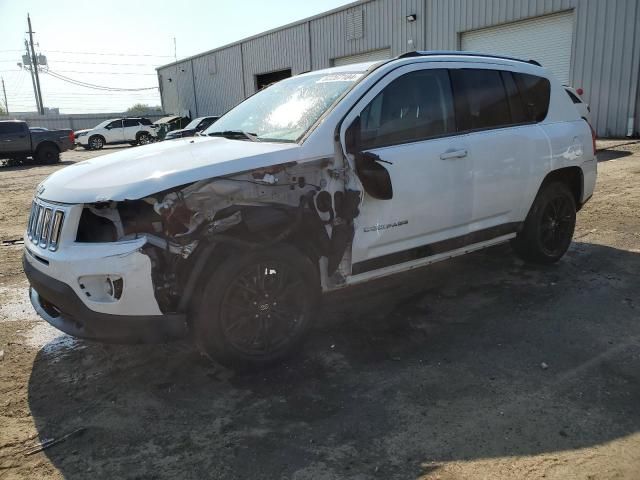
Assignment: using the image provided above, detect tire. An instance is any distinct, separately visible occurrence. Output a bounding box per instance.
[35,144,60,165]
[511,182,577,264]
[88,135,105,150]
[193,244,320,368]
[136,132,151,145]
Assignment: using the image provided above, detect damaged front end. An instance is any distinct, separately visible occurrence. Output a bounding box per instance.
[75,160,361,314]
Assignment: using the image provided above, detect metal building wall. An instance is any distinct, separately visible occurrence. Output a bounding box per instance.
[241,23,312,97]
[191,45,245,116]
[158,0,640,137]
[158,59,197,117]
[308,0,424,70]
[425,0,640,137]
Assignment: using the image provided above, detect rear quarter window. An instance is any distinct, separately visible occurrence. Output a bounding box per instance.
[565,89,583,104]
[513,73,551,122]
[450,69,512,131]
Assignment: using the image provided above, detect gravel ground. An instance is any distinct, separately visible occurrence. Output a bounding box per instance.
[0,141,639,479]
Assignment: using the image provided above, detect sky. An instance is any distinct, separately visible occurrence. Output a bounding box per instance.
[0,0,354,114]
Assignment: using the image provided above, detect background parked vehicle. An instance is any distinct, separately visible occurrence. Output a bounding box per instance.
[564,86,592,124]
[75,117,158,150]
[153,115,190,140]
[164,116,219,140]
[0,120,74,165]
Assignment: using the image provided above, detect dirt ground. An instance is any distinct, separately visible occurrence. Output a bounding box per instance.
[1,141,639,479]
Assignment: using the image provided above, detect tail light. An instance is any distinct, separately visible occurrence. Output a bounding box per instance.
[587,121,597,155]
[69,130,75,143]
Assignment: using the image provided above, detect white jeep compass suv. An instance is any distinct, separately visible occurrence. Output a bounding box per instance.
[24,52,597,367]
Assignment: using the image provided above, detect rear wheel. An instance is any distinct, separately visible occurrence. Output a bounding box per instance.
[137,132,151,145]
[193,244,319,368]
[35,144,60,164]
[512,182,577,264]
[88,135,104,150]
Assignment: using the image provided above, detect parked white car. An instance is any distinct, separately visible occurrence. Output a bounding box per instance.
[564,86,592,124]
[75,117,158,150]
[24,52,597,367]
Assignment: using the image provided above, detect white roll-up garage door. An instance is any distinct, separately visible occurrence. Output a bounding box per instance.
[332,48,392,67]
[461,11,574,84]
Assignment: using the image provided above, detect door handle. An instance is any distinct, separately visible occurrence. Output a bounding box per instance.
[440,149,468,160]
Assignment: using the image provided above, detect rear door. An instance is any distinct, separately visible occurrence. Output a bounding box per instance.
[103,119,124,143]
[0,122,30,155]
[344,65,474,271]
[123,119,141,141]
[450,67,548,228]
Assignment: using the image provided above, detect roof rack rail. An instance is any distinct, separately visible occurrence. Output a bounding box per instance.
[397,50,542,67]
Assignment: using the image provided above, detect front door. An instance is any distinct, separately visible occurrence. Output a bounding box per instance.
[0,122,29,155]
[341,65,473,273]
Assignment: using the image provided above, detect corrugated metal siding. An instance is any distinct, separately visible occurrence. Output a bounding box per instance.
[158,60,197,117]
[158,0,640,137]
[242,23,311,96]
[425,0,640,136]
[309,0,393,70]
[9,113,165,131]
[191,45,245,116]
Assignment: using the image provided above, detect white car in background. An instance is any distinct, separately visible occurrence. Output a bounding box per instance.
[564,86,592,124]
[75,117,158,150]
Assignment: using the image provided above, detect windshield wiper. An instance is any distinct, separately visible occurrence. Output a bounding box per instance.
[208,130,261,142]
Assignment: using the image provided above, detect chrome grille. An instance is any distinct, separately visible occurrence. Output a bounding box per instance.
[27,200,65,251]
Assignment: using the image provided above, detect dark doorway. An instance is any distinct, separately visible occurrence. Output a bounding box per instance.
[255,68,292,90]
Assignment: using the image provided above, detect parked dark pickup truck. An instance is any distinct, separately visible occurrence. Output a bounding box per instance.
[0,120,74,165]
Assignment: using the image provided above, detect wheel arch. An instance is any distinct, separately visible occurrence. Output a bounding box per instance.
[540,166,585,210]
[34,140,60,155]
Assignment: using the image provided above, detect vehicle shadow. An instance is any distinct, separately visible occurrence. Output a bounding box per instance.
[0,160,75,171]
[597,148,633,162]
[27,242,640,479]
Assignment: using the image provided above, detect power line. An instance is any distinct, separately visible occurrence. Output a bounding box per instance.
[0,48,172,57]
[45,70,157,91]
[47,60,160,66]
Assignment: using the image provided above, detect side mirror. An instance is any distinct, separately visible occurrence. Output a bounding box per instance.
[355,152,393,200]
[344,116,361,155]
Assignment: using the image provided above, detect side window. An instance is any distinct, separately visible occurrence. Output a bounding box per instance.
[513,73,551,122]
[139,118,153,126]
[107,120,122,129]
[123,119,139,127]
[359,69,455,150]
[501,71,527,125]
[450,69,511,131]
[0,123,24,134]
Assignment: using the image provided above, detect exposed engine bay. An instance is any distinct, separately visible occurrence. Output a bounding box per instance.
[75,159,361,313]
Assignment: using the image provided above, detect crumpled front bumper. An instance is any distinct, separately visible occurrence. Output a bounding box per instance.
[23,252,187,344]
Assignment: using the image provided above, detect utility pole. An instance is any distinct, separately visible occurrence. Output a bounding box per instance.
[27,14,44,114]
[1,77,8,115]
[24,39,40,113]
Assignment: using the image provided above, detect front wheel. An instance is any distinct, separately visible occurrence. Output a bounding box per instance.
[512,182,577,264]
[88,135,104,150]
[193,245,320,368]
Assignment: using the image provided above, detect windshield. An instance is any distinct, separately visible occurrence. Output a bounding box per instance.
[184,117,205,130]
[204,72,362,142]
[94,120,112,129]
